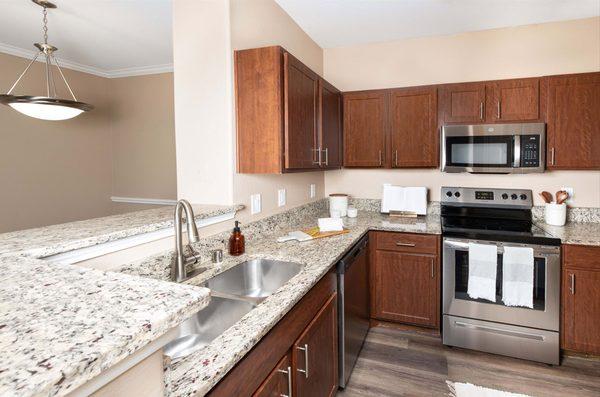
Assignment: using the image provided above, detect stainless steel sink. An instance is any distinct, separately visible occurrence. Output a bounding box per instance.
[205,259,303,302]
[163,296,255,362]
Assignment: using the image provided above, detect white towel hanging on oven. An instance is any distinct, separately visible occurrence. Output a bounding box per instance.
[467,243,498,302]
[502,246,534,308]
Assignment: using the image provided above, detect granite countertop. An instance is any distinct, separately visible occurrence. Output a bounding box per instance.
[165,210,441,396]
[0,204,243,258]
[0,203,245,396]
[0,254,210,397]
[536,221,600,247]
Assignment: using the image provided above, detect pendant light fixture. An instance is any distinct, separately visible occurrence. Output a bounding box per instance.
[0,0,93,121]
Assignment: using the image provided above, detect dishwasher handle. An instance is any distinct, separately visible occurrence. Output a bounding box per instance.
[338,236,368,273]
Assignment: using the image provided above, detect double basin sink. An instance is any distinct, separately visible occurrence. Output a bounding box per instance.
[164,259,303,361]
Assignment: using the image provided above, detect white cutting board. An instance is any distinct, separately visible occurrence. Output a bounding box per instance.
[381,184,428,215]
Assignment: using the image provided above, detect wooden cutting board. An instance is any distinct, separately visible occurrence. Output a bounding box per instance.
[303,227,350,239]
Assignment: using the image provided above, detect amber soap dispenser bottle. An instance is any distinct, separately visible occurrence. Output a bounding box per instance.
[228,221,245,256]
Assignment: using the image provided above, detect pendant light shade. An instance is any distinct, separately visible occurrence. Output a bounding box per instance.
[0,0,93,121]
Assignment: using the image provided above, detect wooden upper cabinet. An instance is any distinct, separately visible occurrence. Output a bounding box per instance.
[284,52,319,171]
[547,72,600,170]
[235,46,340,174]
[439,82,486,124]
[319,79,343,169]
[343,91,387,167]
[389,86,438,167]
[487,78,543,122]
[294,293,338,397]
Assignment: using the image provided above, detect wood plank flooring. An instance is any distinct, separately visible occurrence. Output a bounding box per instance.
[338,326,600,397]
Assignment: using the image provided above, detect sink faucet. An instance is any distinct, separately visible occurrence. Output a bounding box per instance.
[172,199,200,282]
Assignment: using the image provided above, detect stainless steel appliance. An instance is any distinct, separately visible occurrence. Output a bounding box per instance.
[441,123,545,174]
[337,234,370,388]
[441,187,561,365]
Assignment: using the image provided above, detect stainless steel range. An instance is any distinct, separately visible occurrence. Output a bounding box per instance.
[441,187,561,365]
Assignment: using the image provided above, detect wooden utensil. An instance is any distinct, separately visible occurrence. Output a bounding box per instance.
[539,191,553,204]
[556,190,569,205]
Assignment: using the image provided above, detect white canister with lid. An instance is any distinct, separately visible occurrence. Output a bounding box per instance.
[329,193,349,217]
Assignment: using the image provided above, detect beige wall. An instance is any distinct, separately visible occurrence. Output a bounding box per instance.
[109,73,177,201]
[324,17,600,207]
[0,52,176,233]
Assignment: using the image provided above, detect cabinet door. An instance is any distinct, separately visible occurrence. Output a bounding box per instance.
[488,78,542,122]
[562,269,600,355]
[319,79,342,168]
[439,82,486,124]
[253,352,292,397]
[547,73,600,169]
[284,52,319,170]
[343,91,387,167]
[389,87,438,167]
[294,293,338,397]
[371,250,439,328]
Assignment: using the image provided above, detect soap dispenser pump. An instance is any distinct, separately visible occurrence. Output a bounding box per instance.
[228,221,245,256]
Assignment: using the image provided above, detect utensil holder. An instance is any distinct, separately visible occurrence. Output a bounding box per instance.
[545,203,567,226]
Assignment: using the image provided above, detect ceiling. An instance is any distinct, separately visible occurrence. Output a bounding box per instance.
[0,0,172,78]
[275,0,600,48]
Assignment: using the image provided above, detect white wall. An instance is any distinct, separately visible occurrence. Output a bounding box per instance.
[324,17,600,207]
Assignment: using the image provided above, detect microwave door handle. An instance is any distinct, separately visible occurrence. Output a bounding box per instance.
[513,135,521,168]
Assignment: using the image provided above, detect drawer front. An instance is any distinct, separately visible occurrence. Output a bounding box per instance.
[563,244,600,270]
[374,231,439,254]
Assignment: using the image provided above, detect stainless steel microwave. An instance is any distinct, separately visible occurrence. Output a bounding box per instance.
[441,123,545,174]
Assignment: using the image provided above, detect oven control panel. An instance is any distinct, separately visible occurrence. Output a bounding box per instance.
[441,187,533,208]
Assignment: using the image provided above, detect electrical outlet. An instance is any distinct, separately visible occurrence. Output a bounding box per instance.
[277,189,286,207]
[310,184,316,198]
[561,187,574,204]
[250,194,262,215]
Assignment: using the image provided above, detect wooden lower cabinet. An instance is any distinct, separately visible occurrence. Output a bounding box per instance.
[370,231,441,329]
[294,293,338,397]
[207,272,337,397]
[253,353,292,397]
[562,245,600,355]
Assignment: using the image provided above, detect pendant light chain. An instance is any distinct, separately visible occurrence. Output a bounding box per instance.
[43,6,49,44]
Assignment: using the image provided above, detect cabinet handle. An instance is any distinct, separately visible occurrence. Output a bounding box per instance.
[396,242,416,247]
[479,102,484,120]
[312,148,321,166]
[277,366,292,397]
[431,261,435,279]
[323,147,329,166]
[296,344,309,378]
[497,101,501,119]
[550,147,555,165]
[394,150,398,167]
[569,273,575,294]
[378,150,383,166]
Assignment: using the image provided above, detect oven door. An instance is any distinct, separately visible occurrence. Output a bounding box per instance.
[442,134,517,173]
[442,237,560,331]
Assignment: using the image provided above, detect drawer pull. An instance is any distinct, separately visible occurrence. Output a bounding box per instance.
[396,242,416,247]
[296,344,309,378]
[455,321,545,341]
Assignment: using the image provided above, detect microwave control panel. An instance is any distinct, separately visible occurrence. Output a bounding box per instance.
[520,135,540,167]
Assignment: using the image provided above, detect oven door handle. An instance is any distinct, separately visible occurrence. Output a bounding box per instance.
[443,238,560,256]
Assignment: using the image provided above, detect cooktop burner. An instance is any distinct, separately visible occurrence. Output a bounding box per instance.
[441,186,560,246]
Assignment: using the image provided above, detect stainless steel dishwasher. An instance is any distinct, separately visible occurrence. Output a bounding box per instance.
[337,234,370,388]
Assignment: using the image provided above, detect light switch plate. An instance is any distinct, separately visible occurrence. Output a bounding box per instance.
[278,189,286,207]
[310,184,316,198]
[250,194,262,215]
[561,187,574,204]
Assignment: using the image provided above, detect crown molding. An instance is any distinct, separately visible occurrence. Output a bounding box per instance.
[0,42,173,79]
